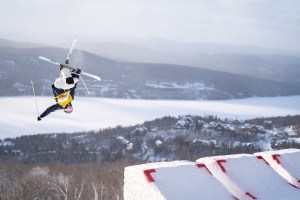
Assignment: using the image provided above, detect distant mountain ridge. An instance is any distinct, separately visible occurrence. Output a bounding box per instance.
[1,38,300,100]
[78,38,300,82]
[0,38,45,49]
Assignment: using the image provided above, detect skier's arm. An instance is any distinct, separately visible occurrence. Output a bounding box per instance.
[38,104,63,120]
[70,72,79,98]
[69,83,77,99]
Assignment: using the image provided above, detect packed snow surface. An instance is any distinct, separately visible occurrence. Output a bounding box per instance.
[255,149,300,188]
[197,154,300,199]
[1,95,300,138]
[124,161,233,200]
[125,149,300,200]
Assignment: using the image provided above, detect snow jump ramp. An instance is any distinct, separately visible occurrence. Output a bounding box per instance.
[124,149,300,200]
[255,148,300,189]
[124,160,233,200]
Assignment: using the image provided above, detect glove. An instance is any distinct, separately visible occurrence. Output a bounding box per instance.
[60,64,65,71]
[37,116,42,121]
[76,69,81,74]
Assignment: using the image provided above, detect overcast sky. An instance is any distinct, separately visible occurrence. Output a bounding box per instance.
[1,0,300,51]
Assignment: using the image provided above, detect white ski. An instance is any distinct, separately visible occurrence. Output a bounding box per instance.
[81,71,101,81]
[39,56,60,66]
[39,56,101,81]
[65,39,77,64]
[39,39,101,81]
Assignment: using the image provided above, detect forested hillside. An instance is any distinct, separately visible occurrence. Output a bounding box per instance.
[2,115,300,163]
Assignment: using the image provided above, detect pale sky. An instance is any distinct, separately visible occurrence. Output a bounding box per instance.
[1,0,300,51]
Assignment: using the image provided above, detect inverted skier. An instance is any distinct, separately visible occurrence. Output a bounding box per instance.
[37,66,81,121]
[37,39,101,121]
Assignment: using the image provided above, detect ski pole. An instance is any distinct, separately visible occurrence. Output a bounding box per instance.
[79,75,91,95]
[30,80,40,116]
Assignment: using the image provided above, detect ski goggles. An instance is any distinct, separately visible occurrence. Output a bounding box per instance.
[64,105,73,113]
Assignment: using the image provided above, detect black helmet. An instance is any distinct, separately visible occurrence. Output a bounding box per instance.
[64,103,73,114]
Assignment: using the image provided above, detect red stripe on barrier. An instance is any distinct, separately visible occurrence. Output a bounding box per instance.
[256,155,269,165]
[289,183,300,189]
[196,163,212,175]
[272,154,281,164]
[245,192,257,199]
[216,159,227,173]
[144,169,156,183]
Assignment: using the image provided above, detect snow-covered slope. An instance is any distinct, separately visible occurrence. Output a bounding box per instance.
[255,149,300,188]
[197,154,300,199]
[124,161,233,200]
[125,149,300,200]
[1,95,300,138]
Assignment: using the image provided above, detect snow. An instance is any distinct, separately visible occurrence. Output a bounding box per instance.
[1,95,300,138]
[117,136,133,150]
[255,149,300,188]
[125,149,300,200]
[285,126,298,136]
[197,154,300,199]
[0,141,14,147]
[293,138,300,143]
[155,140,163,146]
[145,81,215,90]
[192,139,217,145]
[124,161,233,200]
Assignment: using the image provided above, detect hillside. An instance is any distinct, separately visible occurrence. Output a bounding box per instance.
[1,114,300,199]
[2,113,300,163]
[1,38,300,100]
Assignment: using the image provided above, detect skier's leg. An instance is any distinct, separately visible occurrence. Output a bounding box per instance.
[39,103,63,119]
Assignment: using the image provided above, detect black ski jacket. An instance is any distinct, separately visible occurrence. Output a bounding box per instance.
[40,73,79,119]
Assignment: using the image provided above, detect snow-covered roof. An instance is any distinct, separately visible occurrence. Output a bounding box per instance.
[264,120,273,124]
[193,139,217,145]
[117,136,130,144]
[0,141,14,147]
[155,140,163,146]
[176,120,186,127]
[135,126,146,132]
[127,143,133,150]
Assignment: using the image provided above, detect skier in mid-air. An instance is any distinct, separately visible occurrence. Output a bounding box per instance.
[36,39,101,121]
[37,66,81,121]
